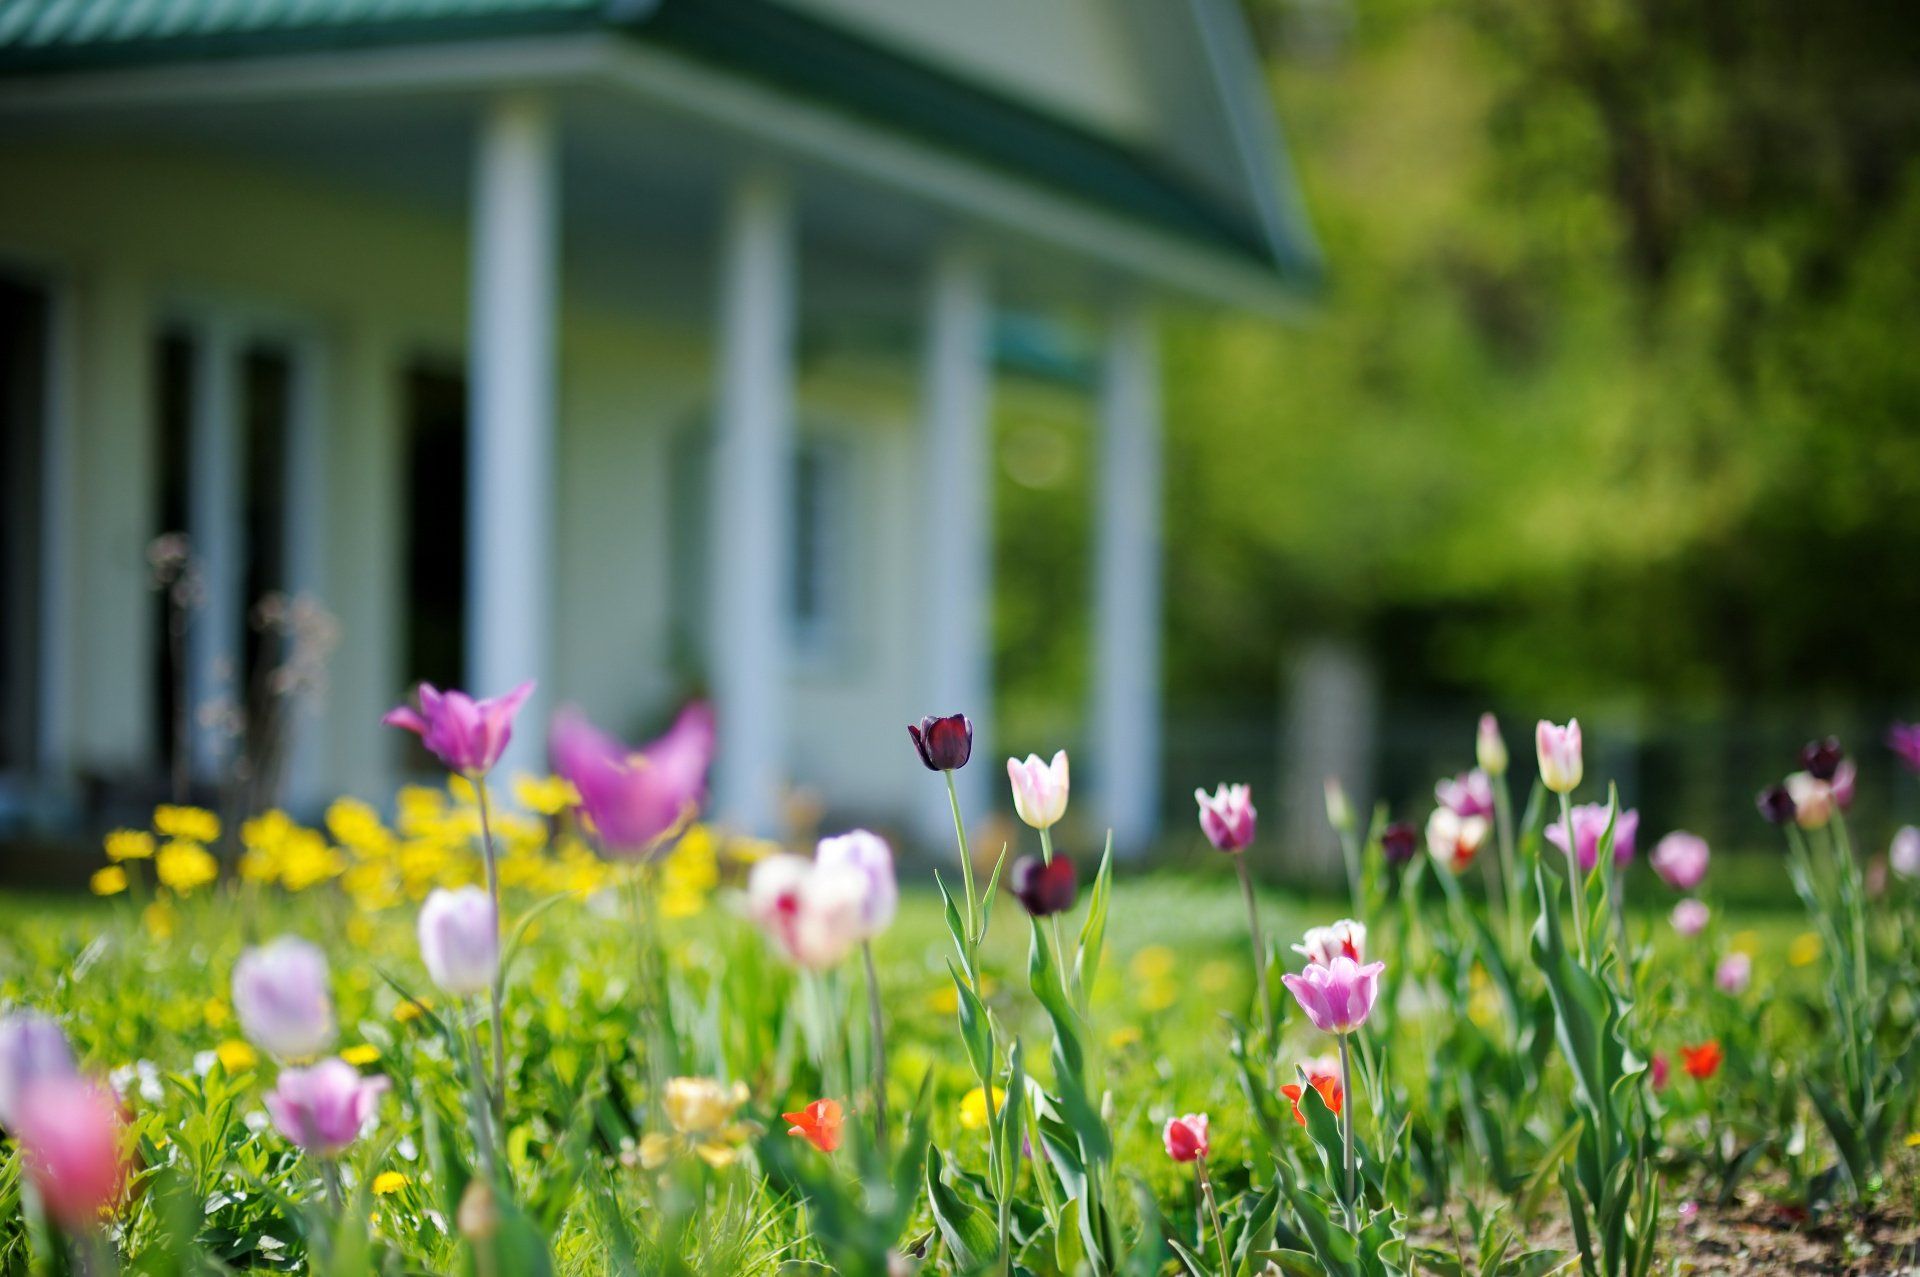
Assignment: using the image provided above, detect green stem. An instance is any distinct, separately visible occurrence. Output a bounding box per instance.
[1038,825,1070,990]
[1558,793,1590,967]
[861,942,889,1154]
[463,1001,501,1184]
[945,771,980,968]
[1234,853,1274,1045]
[1493,772,1520,956]
[1338,1032,1359,1234]
[472,777,507,1122]
[1199,1158,1231,1277]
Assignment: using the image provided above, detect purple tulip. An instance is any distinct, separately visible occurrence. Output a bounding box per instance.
[1756,784,1796,825]
[1714,951,1752,996]
[232,938,335,1060]
[1831,759,1856,810]
[1799,737,1844,782]
[0,1012,76,1131]
[908,714,973,772]
[1195,783,1257,852]
[265,1060,388,1157]
[416,887,499,998]
[1435,770,1494,819]
[1670,898,1709,937]
[1650,832,1710,892]
[1281,954,1386,1035]
[813,830,898,940]
[384,681,534,776]
[1379,821,1419,865]
[1887,722,1920,774]
[1009,854,1077,917]
[550,702,715,857]
[1545,803,1639,872]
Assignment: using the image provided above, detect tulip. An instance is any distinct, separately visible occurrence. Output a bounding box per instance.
[813,830,898,941]
[1543,803,1639,872]
[1194,783,1257,852]
[1715,951,1751,996]
[232,937,335,1060]
[1007,751,1069,830]
[1799,736,1844,782]
[1476,713,1508,776]
[1323,777,1355,834]
[783,1098,844,1153]
[908,714,973,772]
[1535,719,1583,794]
[1784,772,1833,830]
[0,1012,76,1131]
[1434,770,1494,819]
[416,887,499,999]
[1680,1040,1722,1080]
[1280,1056,1343,1127]
[1009,854,1077,917]
[384,681,533,776]
[550,702,714,857]
[1292,919,1366,966]
[747,854,870,970]
[1756,784,1796,825]
[265,1059,389,1157]
[1650,832,1710,892]
[1892,827,1920,880]
[1831,759,1857,810]
[14,1078,126,1231]
[1162,1113,1209,1163]
[1650,1053,1670,1092]
[1887,722,1920,774]
[1282,954,1386,1036]
[1670,898,1710,936]
[1379,821,1419,865]
[1425,807,1489,875]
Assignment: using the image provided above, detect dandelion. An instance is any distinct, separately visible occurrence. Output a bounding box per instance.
[373,1171,410,1196]
[214,1040,258,1072]
[339,1044,380,1067]
[155,841,219,894]
[103,830,155,862]
[153,805,220,843]
[89,867,127,896]
[958,1086,1005,1132]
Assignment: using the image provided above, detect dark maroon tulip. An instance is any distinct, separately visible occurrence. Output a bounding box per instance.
[1798,737,1844,782]
[1009,854,1077,917]
[909,714,973,772]
[1756,784,1796,825]
[1380,821,1419,865]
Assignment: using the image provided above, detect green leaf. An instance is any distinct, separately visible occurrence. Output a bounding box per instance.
[1075,837,1115,998]
[926,1144,999,1272]
[950,960,995,1086]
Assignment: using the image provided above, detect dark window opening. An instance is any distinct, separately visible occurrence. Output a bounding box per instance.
[0,277,50,772]
[403,362,468,697]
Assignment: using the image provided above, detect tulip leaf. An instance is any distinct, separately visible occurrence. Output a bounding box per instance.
[1167,1236,1212,1277]
[935,872,973,979]
[925,1144,999,1271]
[1075,836,1114,998]
[999,1039,1027,1199]
[948,961,995,1087]
[978,845,1010,946]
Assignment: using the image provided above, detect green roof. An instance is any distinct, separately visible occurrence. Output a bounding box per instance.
[0,0,1320,288]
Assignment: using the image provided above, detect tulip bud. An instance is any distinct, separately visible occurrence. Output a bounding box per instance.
[1798,736,1844,782]
[0,1012,76,1132]
[1162,1113,1209,1163]
[814,829,898,940]
[264,1060,388,1157]
[1650,832,1710,892]
[416,887,499,998]
[1756,784,1796,825]
[232,937,335,1060]
[14,1078,126,1231]
[458,1179,499,1241]
[1379,821,1418,865]
[1714,951,1752,996]
[1670,898,1709,936]
[1784,772,1832,830]
[1535,720,1583,794]
[908,714,973,772]
[1476,713,1508,776]
[1194,783,1256,852]
[1892,827,1920,880]
[1009,854,1077,917]
[1006,752,1069,830]
[1322,778,1354,834]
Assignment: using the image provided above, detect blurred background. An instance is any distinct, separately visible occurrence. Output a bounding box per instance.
[0,0,1916,890]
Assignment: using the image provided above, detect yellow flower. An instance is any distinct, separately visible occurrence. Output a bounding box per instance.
[203,999,231,1028]
[513,773,580,817]
[341,1044,381,1066]
[143,900,177,939]
[104,829,155,861]
[326,798,393,855]
[959,1086,1006,1132]
[928,984,960,1015]
[154,804,221,843]
[1789,933,1821,967]
[215,1039,258,1072]
[1129,945,1176,982]
[155,840,219,894]
[1138,978,1177,1013]
[1106,1025,1143,1051]
[393,998,432,1024]
[447,774,480,804]
[372,1171,409,1196]
[1729,930,1760,957]
[1907,1132,1920,1148]
[664,1077,749,1136]
[725,835,780,865]
[90,866,128,896]
[639,1132,674,1169]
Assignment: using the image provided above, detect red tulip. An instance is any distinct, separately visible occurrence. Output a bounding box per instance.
[1680,1041,1722,1081]
[782,1098,844,1153]
[1162,1113,1209,1163]
[1009,854,1076,917]
[1280,1069,1343,1127]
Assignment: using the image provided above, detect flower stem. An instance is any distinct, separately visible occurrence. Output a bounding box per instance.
[1198,1158,1231,1277]
[1234,854,1274,1044]
[463,1001,501,1184]
[1558,793,1590,967]
[861,941,889,1154]
[1493,772,1520,956]
[1338,1031,1359,1234]
[1038,825,1070,988]
[944,771,980,967]
[321,1157,345,1215]
[471,777,507,1120]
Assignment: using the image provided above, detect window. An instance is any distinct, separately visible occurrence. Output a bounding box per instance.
[401,361,469,695]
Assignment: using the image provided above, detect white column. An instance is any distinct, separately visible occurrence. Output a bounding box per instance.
[916,243,995,840]
[1092,296,1163,854]
[187,317,243,781]
[467,93,558,778]
[708,169,796,834]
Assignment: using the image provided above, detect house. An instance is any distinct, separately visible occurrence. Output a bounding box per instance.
[0,0,1318,853]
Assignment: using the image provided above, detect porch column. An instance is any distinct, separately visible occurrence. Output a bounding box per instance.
[1092,296,1163,854]
[467,93,558,777]
[187,317,243,781]
[708,169,796,835]
[916,243,995,841]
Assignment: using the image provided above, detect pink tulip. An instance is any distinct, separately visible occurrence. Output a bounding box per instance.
[265,1060,389,1157]
[14,1078,126,1231]
[1292,919,1367,966]
[1195,783,1256,852]
[1535,719,1583,794]
[1670,898,1709,936]
[1831,759,1856,810]
[1281,954,1386,1035]
[813,830,898,939]
[1888,722,1920,774]
[1007,751,1070,830]
[416,887,499,998]
[1162,1113,1209,1162]
[1425,806,1488,874]
[1650,831,1709,891]
[384,681,533,776]
[1544,803,1639,872]
[746,854,871,970]
[232,937,335,1060]
[0,1012,76,1131]
[1435,770,1494,818]
[1650,1053,1670,1092]
[550,703,714,857]
[1476,713,1508,776]
[1715,952,1752,996]
[1784,771,1833,830]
